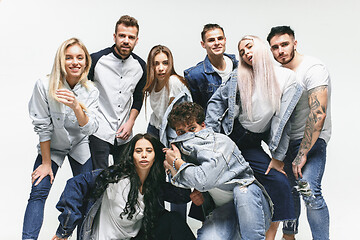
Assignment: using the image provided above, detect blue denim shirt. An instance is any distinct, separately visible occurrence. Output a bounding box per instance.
[170,128,256,191]
[184,53,238,109]
[205,70,303,161]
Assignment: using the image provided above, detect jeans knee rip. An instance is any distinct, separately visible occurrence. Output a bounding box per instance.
[295,180,317,207]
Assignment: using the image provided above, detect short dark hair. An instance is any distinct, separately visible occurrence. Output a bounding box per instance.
[201,23,224,42]
[267,26,295,43]
[168,102,205,129]
[115,15,139,34]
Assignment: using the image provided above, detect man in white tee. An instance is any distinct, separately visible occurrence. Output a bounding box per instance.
[267,26,331,240]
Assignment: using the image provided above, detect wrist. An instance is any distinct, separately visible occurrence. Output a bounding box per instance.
[172,157,181,171]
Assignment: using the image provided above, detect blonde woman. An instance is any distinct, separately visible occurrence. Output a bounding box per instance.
[22,38,99,240]
[206,35,303,239]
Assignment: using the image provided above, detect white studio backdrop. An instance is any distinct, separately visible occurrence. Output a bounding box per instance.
[0,0,359,239]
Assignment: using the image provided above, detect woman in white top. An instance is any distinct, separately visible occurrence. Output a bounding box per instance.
[22,38,99,240]
[143,45,191,220]
[143,45,189,139]
[52,133,195,240]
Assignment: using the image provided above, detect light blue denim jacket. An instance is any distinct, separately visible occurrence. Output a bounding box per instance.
[170,128,256,191]
[205,70,303,161]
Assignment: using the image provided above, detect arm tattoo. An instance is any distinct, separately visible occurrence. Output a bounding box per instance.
[294,86,327,165]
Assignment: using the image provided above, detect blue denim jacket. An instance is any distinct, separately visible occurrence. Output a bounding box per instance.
[170,128,256,191]
[205,70,303,161]
[184,53,238,109]
[54,170,191,240]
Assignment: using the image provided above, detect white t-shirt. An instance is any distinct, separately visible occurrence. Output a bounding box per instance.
[289,55,332,143]
[149,75,187,129]
[208,188,234,207]
[238,66,296,133]
[92,178,145,240]
[213,55,234,83]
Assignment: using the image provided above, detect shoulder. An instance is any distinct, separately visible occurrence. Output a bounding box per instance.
[90,46,113,62]
[300,56,329,73]
[184,59,206,77]
[169,75,185,86]
[130,52,146,70]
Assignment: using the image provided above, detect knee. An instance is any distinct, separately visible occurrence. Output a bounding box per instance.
[28,180,51,201]
[296,181,326,210]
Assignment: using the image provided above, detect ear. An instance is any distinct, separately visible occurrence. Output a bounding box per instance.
[201,122,206,129]
[201,40,205,49]
[294,40,298,50]
[134,37,139,47]
[113,33,116,42]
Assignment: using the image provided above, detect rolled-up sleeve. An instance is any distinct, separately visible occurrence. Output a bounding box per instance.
[79,87,99,136]
[28,79,53,143]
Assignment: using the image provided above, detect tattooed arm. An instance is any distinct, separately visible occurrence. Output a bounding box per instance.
[292,85,328,179]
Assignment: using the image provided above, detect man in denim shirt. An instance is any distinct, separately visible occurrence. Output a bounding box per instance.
[184,23,238,109]
[163,102,272,240]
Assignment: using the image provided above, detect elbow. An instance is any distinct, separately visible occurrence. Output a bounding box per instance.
[314,111,326,131]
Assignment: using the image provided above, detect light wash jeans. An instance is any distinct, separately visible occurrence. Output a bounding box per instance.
[197,183,271,240]
[22,154,92,240]
[283,138,329,240]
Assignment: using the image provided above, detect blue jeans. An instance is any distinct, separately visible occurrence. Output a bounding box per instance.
[283,138,329,240]
[22,154,92,240]
[197,183,271,240]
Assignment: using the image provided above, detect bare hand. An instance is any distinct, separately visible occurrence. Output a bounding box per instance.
[190,189,204,206]
[265,158,286,176]
[52,235,68,240]
[116,120,134,140]
[56,89,79,110]
[292,153,307,179]
[32,163,54,186]
[163,144,181,166]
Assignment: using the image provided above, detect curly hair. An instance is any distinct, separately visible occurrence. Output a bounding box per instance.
[92,133,165,240]
[168,102,205,129]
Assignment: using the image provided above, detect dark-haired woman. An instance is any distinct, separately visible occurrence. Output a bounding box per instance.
[143,45,191,219]
[51,133,195,240]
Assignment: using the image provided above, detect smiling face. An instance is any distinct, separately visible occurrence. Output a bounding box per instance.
[238,39,255,66]
[64,44,86,84]
[269,33,297,65]
[113,23,138,59]
[133,138,155,174]
[154,52,169,82]
[201,28,226,58]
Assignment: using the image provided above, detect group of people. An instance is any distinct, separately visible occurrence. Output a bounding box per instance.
[22,14,331,240]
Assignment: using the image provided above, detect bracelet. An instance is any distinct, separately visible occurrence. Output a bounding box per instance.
[172,157,180,171]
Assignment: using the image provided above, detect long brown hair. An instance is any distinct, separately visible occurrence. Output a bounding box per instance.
[143,45,187,97]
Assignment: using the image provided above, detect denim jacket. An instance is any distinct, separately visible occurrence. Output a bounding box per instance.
[170,128,255,191]
[55,170,191,240]
[159,90,193,148]
[184,53,238,109]
[205,69,303,161]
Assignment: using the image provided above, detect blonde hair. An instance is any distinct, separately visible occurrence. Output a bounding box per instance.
[237,35,281,120]
[48,38,92,101]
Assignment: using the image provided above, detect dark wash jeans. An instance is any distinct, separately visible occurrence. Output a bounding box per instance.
[22,154,92,240]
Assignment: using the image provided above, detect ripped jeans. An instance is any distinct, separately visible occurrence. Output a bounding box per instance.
[283,138,329,240]
[197,183,272,240]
